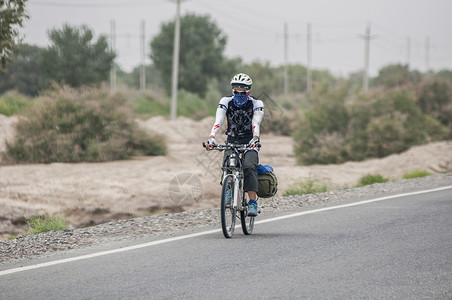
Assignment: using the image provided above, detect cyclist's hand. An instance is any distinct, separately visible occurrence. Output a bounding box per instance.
[206,137,216,150]
[248,137,260,149]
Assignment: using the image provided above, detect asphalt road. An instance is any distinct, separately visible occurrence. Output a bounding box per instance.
[1,187,452,299]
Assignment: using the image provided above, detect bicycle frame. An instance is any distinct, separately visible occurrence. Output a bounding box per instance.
[222,149,245,212]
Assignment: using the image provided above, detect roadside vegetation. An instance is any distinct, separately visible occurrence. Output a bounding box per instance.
[0,20,451,165]
[27,216,68,235]
[2,85,167,164]
[403,169,432,179]
[0,91,30,116]
[355,174,390,187]
[283,175,329,196]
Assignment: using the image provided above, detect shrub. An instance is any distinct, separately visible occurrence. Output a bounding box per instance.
[128,87,218,120]
[294,84,450,165]
[283,176,329,196]
[0,91,30,116]
[177,89,209,120]
[261,114,294,136]
[365,113,407,158]
[27,216,68,235]
[259,92,296,136]
[417,78,452,127]
[356,174,389,187]
[403,169,432,179]
[2,85,167,163]
[131,94,169,118]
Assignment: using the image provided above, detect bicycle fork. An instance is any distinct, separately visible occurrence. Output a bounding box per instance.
[223,171,242,211]
[234,170,241,211]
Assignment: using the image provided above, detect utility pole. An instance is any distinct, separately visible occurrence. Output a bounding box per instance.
[140,20,146,91]
[284,22,288,96]
[425,36,430,73]
[307,22,312,94]
[110,19,116,94]
[361,22,375,92]
[406,37,411,68]
[170,0,181,121]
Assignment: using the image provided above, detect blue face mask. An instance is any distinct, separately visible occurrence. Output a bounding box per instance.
[233,94,249,107]
[232,89,249,107]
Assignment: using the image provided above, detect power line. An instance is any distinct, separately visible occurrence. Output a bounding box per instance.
[194,0,279,36]
[32,0,165,7]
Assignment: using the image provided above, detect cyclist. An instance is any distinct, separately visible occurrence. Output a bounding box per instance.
[205,73,264,217]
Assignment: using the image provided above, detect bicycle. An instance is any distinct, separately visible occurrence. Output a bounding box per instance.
[203,142,259,238]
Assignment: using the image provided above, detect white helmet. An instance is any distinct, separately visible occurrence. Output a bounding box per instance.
[230,73,252,89]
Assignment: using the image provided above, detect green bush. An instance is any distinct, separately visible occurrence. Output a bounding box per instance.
[356,174,389,187]
[283,176,329,196]
[131,93,169,118]
[0,91,30,116]
[365,113,407,158]
[2,85,167,163]
[417,78,452,127]
[177,89,209,120]
[294,83,450,165]
[27,216,68,235]
[403,169,432,179]
[128,85,220,120]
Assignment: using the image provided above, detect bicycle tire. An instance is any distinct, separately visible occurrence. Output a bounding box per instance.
[221,175,236,238]
[240,194,254,235]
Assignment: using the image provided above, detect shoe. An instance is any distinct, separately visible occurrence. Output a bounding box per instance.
[225,188,232,205]
[247,199,258,217]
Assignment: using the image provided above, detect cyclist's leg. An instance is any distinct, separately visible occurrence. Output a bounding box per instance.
[243,149,258,192]
[243,150,259,216]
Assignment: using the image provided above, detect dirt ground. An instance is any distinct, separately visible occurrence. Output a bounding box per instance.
[1,114,451,237]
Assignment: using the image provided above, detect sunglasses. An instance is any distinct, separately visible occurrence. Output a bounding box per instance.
[232,89,248,95]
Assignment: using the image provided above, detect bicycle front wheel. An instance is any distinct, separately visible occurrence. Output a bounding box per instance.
[241,195,254,235]
[221,175,236,238]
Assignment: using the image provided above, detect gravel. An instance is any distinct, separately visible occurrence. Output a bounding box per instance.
[1,173,451,265]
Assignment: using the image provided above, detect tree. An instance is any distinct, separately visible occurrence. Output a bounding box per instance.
[437,69,452,84]
[0,0,29,70]
[0,43,48,96]
[150,14,227,97]
[41,24,115,87]
[417,77,452,127]
[374,64,409,88]
[373,64,424,88]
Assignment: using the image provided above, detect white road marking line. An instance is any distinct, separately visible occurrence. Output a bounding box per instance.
[1,185,451,276]
[256,185,452,225]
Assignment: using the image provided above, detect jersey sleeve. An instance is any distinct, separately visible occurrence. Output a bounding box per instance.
[252,100,264,137]
[209,97,229,137]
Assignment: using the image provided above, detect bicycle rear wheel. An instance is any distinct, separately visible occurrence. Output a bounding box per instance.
[221,175,236,238]
[241,193,254,235]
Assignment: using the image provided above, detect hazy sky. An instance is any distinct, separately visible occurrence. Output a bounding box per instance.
[23,0,452,76]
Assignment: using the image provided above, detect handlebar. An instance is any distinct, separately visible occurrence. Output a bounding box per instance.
[202,142,261,151]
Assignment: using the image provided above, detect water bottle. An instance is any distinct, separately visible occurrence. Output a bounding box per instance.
[229,155,236,167]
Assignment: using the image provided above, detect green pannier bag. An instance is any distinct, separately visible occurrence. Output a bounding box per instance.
[257,164,278,198]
